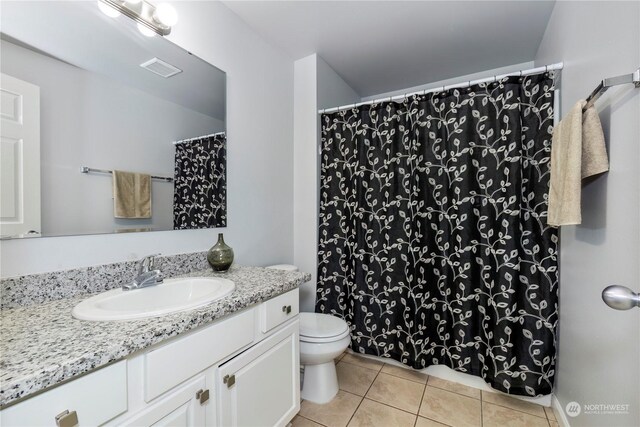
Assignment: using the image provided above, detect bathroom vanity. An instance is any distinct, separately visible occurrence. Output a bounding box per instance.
[0,264,308,427]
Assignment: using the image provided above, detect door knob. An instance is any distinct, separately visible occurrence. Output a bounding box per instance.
[602,285,640,310]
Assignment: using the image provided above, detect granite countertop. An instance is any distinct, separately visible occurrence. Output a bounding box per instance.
[0,265,310,407]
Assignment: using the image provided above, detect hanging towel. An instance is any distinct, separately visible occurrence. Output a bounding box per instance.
[548,100,609,227]
[112,170,152,219]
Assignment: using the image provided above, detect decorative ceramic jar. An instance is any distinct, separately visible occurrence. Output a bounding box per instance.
[207,233,234,271]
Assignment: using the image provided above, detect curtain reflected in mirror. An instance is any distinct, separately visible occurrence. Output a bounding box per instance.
[173,133,227,229]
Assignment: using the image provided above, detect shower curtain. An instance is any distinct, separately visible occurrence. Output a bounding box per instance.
[316,72,558,396]
[173,133,227,229]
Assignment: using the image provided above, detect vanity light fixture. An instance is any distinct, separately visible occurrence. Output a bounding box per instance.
[97,0,177,36]
[97,0,121,18]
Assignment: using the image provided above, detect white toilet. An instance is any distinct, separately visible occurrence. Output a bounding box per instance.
[267,265,350,404]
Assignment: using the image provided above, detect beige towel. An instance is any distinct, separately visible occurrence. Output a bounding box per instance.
[548,100,609,227]
[112,170,152,219]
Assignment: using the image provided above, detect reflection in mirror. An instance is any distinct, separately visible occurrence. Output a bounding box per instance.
[0,1,226,239]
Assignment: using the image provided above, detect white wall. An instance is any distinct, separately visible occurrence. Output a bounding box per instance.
[1,39,223,236]
[293,54,360,312]
[535,2,640,426]
[293,55,319,313]
[317,57,361,110]
[0,1,295,277]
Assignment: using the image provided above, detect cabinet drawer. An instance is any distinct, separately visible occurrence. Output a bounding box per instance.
[144,309,254,401]
[0,361,127,427]
[260,289,299,333]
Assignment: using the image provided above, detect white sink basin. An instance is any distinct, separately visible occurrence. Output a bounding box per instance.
[72,277,235,321]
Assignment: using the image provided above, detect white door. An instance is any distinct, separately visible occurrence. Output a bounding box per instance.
[0,73,41,238]
[113,374,207,427]
[218,321,300,427]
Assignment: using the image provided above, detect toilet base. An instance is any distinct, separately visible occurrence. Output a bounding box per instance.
[301,361,339,404]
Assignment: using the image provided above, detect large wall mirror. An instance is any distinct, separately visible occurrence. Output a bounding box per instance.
[0,1,227,239]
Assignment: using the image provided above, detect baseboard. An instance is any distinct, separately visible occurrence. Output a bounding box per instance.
[347,349,553,407]
[552,394,571,427]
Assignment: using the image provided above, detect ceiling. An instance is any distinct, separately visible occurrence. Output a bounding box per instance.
[223,0,556,97]
[1,1,226,120]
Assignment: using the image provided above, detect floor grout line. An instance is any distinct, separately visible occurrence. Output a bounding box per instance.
[337,359,383,373]
[481,399,549,420]
[379,366,429,385]
[416,375,429,425]
[417,383,459,427]
[344,362,382,426]
[296,413,328,427]
[425,383,482,401]
[364,395,424,417]
[480,386,484,427]
[339,358,384,373]
[364,396,419,415]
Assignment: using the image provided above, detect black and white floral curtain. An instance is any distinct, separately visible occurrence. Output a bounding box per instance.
[316,72,558,396]
[173,133,227,229]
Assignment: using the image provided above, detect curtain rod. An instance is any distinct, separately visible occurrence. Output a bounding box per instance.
[318,62,564,114]
[172,131,226,145]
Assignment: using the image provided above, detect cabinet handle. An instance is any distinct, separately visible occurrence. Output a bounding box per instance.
[55,410,79,427]
[223,374,236,388]
[282,305,292,314]
[196,388,210,405]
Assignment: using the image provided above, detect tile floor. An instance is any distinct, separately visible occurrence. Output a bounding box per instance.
[294,352,560,427]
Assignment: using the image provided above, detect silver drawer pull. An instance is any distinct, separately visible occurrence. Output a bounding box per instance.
[55,410,79,427]
[223,374,236,388]
[282,305,292,314]
[196,388,210,405]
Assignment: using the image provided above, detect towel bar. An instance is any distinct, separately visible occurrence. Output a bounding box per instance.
[583,68,640,111]
[80,166,173,183]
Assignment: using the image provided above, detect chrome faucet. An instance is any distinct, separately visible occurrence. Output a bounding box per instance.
[123,254,163,290]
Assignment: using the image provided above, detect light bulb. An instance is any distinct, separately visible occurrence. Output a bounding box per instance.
[137,23,156,37]
[97,0,121,18]
[153,3,178,27]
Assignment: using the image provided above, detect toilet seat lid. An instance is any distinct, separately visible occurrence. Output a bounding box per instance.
[266,264,299,272]
[299,313,349,340]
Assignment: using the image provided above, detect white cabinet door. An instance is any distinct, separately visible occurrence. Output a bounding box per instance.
[217,320,299,427]
[0,73,40,238]
[114,374,208,427]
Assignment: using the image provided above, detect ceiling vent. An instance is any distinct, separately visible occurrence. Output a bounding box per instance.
[140,58,182,78]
